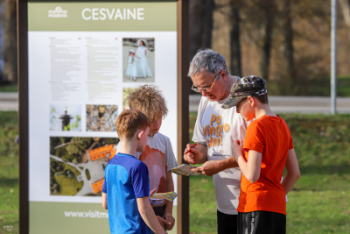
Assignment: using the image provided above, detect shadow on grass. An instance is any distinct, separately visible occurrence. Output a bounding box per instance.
[0,177,19,187]
[299,164,350,175]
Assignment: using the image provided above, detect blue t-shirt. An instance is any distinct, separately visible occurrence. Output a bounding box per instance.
[102,153,152,234]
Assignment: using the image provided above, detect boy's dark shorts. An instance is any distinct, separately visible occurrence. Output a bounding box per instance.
[217,210,238,234]
[153,205,166,217]
[237,211,286,234]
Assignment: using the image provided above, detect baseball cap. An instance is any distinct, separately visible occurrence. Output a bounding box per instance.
[221,75,267,109]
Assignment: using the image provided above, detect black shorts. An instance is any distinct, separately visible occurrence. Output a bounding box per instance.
[217,210,238,234]
[237,211,286,234]
[153,205,165,217]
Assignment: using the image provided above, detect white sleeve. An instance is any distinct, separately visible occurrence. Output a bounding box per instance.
[116,141,121,152]
[165,137,178,171]
[192,97,207,145]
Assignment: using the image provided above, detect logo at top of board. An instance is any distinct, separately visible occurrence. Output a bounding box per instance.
[48,6,68,18]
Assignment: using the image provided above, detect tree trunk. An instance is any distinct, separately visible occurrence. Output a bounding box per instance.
[229,3,242,77]
[259,1,274,80]
[339,0,350,40]
[189,0,215,93]
[282,0,295,79]
[189,0,205,62]
[3,0,17,84]
[202,0,215,49]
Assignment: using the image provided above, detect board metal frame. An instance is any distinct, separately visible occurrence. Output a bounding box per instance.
[17,0,189,233]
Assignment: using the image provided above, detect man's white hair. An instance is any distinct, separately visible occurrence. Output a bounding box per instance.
[188,49,228,77]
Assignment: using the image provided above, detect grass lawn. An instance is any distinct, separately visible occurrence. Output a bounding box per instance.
[0,112,19,234]
[265,75,350,97]
[189,112,350,234]
[0,85,18,93]
[0,111,349,233]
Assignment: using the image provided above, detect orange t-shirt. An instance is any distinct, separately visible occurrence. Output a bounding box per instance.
[237,115,294,215]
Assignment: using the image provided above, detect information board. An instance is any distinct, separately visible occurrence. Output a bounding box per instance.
[19,0,189,233]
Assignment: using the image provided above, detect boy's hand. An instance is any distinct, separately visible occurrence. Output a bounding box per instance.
[183,143,202,164]
[157,216,171,229]
[149,189,167,207]
[163,213,175,230]
[231,138,244,160]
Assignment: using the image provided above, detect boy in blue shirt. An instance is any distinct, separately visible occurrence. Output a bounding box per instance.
[101,110,167,234]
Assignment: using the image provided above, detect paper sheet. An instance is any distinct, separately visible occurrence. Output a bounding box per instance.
[171,164,200,176]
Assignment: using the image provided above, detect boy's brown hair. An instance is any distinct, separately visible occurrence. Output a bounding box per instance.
[254,94,268,104]
[116,110,151,139]
[127,85,168,121]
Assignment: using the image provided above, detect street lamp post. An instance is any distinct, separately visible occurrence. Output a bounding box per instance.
[331,0,337,114]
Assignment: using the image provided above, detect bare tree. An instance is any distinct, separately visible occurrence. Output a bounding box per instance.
[189,0,215,61]
[189,0,204,62]
[282,0,295,79]
[339,0,350,39]
[189,0,215,92]
[3,0,17,84]
[259,0,275,80]
[202,0,215,50]
[229,1,242,76]
[0,1,4,82]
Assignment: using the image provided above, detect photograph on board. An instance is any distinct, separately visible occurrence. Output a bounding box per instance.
[86,105,118,132]
[123,38,155,83]
[49,104,82,132]
[50,136,119,196]
[122,87,137,110]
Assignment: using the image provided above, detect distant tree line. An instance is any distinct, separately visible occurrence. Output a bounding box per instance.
[0,0,16,85]
[1,0,350,92]
[189,0,350,95]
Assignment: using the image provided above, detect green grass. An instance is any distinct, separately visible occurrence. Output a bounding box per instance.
[266,75,350,97]
[189,112,350,234]
[0,85,18,93]
[0,112,19,234]
[0,112,350,233]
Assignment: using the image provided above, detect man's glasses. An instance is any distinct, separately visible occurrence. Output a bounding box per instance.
[191,73,220,93]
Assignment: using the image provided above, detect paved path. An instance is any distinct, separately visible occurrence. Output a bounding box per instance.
[190,95,350,114]
[1,92,350,114]
[0,92,18,111]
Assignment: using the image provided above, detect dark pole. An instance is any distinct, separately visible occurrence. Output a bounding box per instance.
[18,0,29,233]
[177,0,189,233]
[331,0,337,114]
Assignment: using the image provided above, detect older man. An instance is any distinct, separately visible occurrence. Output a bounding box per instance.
[184,49,249,234]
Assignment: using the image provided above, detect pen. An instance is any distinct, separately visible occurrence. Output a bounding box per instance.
[185,143,198,154]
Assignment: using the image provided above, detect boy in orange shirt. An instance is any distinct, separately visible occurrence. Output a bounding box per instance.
[222,75,300,234]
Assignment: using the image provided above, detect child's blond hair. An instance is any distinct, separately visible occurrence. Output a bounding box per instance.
[127,85,168,121]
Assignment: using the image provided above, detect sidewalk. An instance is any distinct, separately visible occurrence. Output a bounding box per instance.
[0,92,18,111]
[1,92,350,114]
[190,95,350,114]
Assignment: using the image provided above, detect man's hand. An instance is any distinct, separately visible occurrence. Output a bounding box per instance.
[183,143,203,164]
[191,160,222,176]
[231,138,244,160]
[163,213,175,230]
[149,188,156,197]
[157,216,171,229]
